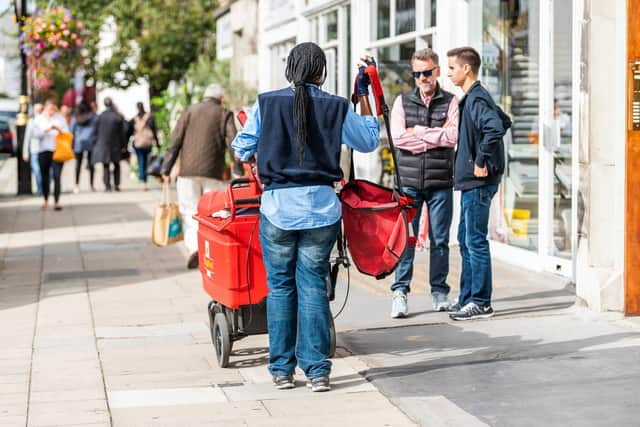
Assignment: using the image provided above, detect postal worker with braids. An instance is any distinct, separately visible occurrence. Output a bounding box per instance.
[232,42,379,392]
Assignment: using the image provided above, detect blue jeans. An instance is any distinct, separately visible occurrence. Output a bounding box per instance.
[30,154,42,195]
[392,187,453,295]
[134,147,151,183]
[259,215,339,379]
[457,184,498,307]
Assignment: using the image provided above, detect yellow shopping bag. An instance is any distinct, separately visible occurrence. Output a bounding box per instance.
[151,181,184,246]
[53,132,75,162]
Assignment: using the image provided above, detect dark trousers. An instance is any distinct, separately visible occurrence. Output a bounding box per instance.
[38,151,63,203]
[75,151,94,187]
[391,186,453,295]
[103,161,120,190]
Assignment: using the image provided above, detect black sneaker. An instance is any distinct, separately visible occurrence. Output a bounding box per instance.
[187,252,199,269]
[449,302,494,321]
[306,375,330,392]
[272,373,295,390]
[447,302,462,313]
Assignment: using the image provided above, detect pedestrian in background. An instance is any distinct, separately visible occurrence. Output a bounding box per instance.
[22,102,44,195]
[92,97,127,192]
[388,48,459,318]
[60,105,73,127]
[71,100,96,193]
[161,83,237,270]
[446,46,511,320]
[31,99,69,210]
[130,101,160,190]
[232,44,379,392]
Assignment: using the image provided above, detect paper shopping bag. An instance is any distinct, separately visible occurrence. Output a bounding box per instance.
[151,182,184,246]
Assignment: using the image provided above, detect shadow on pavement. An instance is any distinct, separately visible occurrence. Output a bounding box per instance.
[0,200,153,233]
[0,236,189,312]
[340,321,640,426]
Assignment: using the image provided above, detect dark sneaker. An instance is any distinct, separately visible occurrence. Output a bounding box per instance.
[272,374,295,390]
[447,302,462,313]
[187,252,199,269]
[306,376,330,392]
[449,302,494,321]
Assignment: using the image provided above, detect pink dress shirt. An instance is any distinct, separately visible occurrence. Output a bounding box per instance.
[390,90,459,154]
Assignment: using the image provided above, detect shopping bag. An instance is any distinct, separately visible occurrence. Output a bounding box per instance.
[147,152,165,177]
[53,132,75,162]
[151,181,184,246]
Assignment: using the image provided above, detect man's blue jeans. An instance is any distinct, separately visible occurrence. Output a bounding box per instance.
[30,154,42,195]
[457,184,498,307]
[392,187,453,295]
[259,215,339,379]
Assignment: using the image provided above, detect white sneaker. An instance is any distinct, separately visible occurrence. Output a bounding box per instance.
[73,186,80,194]
[391,290,408,318]
[432,292,450,312]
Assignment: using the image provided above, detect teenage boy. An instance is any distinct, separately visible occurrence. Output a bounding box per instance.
[446,46,511,320]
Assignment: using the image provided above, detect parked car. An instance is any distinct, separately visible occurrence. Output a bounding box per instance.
[0,117,14,155]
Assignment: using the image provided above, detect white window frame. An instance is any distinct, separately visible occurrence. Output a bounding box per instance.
[305,2,350,97]
[370,0,436,50]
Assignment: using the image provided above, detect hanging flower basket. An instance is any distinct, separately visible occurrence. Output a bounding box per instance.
[20,7,85,71]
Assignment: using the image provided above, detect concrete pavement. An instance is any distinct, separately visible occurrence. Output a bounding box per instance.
[0,158,414,426]
[1,156,639,426]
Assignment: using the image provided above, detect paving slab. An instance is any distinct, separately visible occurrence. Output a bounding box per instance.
[6,155,633,426]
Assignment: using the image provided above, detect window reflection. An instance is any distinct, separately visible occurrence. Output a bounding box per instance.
[396,0,415,35]
[483,0,540,251]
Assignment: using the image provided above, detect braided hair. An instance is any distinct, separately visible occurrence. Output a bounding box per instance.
[284,42,327,165]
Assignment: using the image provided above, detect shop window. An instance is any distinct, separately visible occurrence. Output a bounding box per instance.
[326,10,338,42]
[396,0,416,34]
[481,1,541,251]
[551,0,573,259]
[371,0,437,100]
[308,5,350,97]
[377,0,391,39]
[270,39,296,89]
[368,0,436,184]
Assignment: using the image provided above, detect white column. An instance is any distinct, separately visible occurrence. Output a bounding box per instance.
[574,0,626,311]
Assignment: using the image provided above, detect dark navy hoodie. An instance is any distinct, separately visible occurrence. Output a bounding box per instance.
[454,81,512,191]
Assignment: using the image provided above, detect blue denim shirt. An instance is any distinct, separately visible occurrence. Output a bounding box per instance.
[232,96,379,230]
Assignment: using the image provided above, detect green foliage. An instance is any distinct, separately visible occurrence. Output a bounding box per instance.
[184,56,258,112]
[40,0,217,97]
[97,0,217,98]
[150,84,191,150]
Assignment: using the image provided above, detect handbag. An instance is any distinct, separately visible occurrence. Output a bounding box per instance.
[151,181,184,246]
[53,132,75,162]
[147,152,165,177]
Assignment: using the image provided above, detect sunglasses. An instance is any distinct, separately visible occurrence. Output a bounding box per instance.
[412,67,438,78]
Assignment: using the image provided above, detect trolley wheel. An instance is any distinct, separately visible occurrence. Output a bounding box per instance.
[328,315,336,359]
[212,312,232,368]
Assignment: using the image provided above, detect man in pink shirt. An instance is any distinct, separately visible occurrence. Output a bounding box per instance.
[389,48,459,318]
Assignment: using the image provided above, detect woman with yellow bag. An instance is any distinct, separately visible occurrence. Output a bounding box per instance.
[32,99,70,210]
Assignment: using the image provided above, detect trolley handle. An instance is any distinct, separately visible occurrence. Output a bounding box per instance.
[231,177,251,187]
[235,197,261,206]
